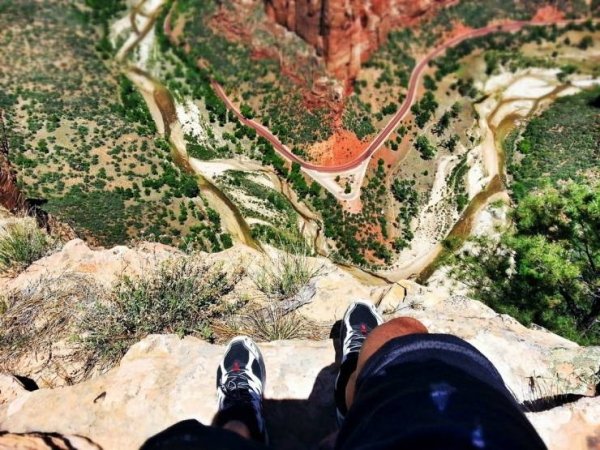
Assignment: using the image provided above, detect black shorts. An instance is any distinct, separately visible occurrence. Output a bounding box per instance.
[141,334,546,450]
[335,333,547,450]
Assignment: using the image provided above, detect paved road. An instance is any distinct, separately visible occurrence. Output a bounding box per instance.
[212,19,578,174]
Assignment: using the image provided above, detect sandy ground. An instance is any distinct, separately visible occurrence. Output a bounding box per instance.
[110,16,131,46]
[188,158,265,181]
[503,75,559,99]
[303,158,370,202]
[175,100,211,143]
[137,27,156,68]
[116,0,166,62]
[379,67,585,281]
[426,155,460,209]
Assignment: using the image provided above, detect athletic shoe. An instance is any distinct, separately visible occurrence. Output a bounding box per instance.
[335,299,383,424]
[340,299,384,364]
[215,336,267,443]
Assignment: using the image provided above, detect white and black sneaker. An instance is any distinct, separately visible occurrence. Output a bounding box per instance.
[214,336,268,443]
[334,300,383,424]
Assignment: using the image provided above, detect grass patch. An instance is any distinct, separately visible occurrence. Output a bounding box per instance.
[79,256,245,364]
[0,218,55,274]
[0,272,102,378]
[221,302,314,341]
[252,245,323,301]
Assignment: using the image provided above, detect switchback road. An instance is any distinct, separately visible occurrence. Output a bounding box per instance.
[212,19,581,174]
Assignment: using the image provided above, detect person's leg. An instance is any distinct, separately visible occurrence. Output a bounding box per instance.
[140,336,268,450]
[334,303,547,450]
[344,316,428,408]
[334,299,427,421]
[213,336,268,443]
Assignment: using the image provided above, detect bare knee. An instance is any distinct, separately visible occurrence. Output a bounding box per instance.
[345,317,428,409]
[358,317,428,367]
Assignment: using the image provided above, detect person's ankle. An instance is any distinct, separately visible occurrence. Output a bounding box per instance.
[223,420,251,439]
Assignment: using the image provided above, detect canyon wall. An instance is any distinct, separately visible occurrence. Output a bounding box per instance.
[264,0,451,81]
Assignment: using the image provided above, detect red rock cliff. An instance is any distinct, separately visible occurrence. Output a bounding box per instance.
[265,0,451,82]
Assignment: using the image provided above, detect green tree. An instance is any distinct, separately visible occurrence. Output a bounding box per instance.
[414,135,436,160]
[449,181,600,344]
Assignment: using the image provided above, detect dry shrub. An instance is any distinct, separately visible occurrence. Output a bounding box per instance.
[1,254,246,375]
[78,256,245,364]
[0,272,103,374]
[216,300,327,342]
[252,244,323,300]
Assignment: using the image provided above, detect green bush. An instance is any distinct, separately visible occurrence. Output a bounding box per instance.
[0,219,54,274]
[252,245,322,300]
[448,181,600,345]
[80,256,244,362]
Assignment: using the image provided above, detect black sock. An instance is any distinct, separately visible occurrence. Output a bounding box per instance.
[213,403,266,443]
[335,352,359,417]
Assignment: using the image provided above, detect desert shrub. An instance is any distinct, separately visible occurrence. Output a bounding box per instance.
[219,300,325,342]
[252,245,322,300]
[239,304,310,341]
[0,218,54,274]
[0,272,102,375]
[79,256,244,363]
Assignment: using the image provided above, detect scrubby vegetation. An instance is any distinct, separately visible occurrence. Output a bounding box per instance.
[0,0,228,249]
[0,219,54,274]
[165,0,334,150]
[228,305,313,341]
[80,256,244,363]
[507,87,600,198]
[216,171,305,248]
[448,89,600,345]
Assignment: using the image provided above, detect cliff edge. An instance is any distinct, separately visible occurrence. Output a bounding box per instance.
[0,231,598,449]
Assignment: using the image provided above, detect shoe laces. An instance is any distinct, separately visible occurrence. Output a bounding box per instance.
[221,371,255,403]
[347,323,369,354]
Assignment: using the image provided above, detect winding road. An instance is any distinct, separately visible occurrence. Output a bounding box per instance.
[212,19,580,174]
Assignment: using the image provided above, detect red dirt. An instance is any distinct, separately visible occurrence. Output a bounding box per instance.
[307,129,368,167]
[373,129,411,171]
[533,6,565,22]
[357,221,389,264]
[342,197,363,214]
[444,21,475,41]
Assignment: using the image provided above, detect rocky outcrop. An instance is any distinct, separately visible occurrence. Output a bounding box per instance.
[1,335,599,450]
[0,238,599,448]
[264,0,451,81]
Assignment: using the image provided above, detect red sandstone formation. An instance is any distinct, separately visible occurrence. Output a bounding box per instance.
[265,0,452,82]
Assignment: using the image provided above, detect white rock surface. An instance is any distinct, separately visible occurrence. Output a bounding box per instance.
[0,239,598,449]
[0,334,598,450]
